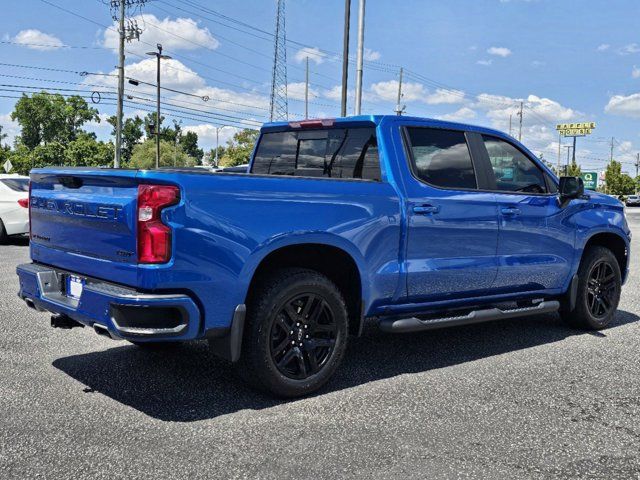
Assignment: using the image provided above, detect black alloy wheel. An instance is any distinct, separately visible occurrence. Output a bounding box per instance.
[269,293,338,380]
[586,260,617,319]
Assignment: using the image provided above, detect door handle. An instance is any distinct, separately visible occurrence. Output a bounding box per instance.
[500,206,521,216]
[413,204,440,215]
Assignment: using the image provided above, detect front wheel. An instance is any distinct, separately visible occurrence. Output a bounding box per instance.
[236,268,349,398]
[561,246,622,330]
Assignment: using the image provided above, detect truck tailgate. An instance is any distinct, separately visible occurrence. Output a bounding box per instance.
[30,169,139,264]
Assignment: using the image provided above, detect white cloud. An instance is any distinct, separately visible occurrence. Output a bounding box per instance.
[477,59,493,66]
[605,93,640,118]
[487,46,512,57]
[619,43,640,55]
[363,48,381,61]
[474,93,578,151]
[0,113,20,146]
[633,66,640,79]
[425,88,466,105]
[287,82,319,101]
[369,80,426,102]
[596,43,610,52]
[12,29,63,50]
[183,124,239,152]
[531,60,546,68]
[322,85,350,102]
[438,107,477,122]
[102,14,219,54]
[294,47,327,65]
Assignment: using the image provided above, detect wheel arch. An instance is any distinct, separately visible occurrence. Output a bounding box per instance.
[241,236,368,336]
[581,230,629,282]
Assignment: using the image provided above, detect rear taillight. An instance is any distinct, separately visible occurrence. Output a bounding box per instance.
[18,198,29,208]
[137,184,180,264]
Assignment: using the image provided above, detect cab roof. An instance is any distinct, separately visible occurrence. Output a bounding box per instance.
[261,115,516,141]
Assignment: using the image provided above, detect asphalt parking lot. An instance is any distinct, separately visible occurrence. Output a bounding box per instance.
[1,211,639,479]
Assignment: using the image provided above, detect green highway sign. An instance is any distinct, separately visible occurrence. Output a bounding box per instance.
[580,171,598,190]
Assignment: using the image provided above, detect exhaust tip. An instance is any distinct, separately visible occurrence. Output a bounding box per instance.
[93,323,117,340]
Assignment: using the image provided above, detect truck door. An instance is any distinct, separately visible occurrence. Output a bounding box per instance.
[476,134,575,293]
[402,127,499,302]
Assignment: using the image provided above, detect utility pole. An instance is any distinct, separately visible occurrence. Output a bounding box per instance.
[340,0,351,117]
[572,135,577,166]
[395,67,405,116]
[354,0,366,115]
[146,44,171,169]
[109,0,145,168]
[215,126,220,167]
[517,101,523,142]
[304,56,309,119]
[114,0,125,169]
[557,133,562,177]
[610,137,615,163]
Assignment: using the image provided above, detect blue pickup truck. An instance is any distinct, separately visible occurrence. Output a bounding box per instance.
[17,116,630,397]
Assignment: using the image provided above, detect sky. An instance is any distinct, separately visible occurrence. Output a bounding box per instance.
[0,0,639,173]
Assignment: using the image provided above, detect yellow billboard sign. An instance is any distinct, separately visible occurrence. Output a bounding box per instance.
[556,122,596,137]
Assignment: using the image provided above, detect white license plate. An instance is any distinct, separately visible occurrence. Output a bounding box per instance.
[66,275,84,299]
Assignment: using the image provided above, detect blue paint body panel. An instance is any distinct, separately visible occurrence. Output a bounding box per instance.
[16,115,631,341]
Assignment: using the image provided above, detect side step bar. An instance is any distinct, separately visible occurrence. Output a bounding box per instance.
[379,300,560,333]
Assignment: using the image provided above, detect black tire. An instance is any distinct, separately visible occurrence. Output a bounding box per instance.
[236,268,349,398]
[561,246,621,330]
[0,219,7,244]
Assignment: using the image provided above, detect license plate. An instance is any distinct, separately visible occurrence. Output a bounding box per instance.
[66,275,84,299]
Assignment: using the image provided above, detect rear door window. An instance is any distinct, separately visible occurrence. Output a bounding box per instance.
[405,127,477,189]
[252,127,380,180]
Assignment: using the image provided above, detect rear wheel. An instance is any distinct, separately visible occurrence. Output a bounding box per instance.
[237,268,348,398]
[561,246,621,330]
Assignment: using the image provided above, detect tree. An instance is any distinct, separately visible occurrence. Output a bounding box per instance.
[64,133,114,167]
[129,139,196,169]
[180,131,203,162]
[107,115,144,164]
[566,162,582,177]
[11,92,99,149]
[220,129,259,167]
[605,160,636,196]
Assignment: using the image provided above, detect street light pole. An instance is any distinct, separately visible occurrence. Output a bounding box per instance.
[354,0,366,115]
[146,44,171,169]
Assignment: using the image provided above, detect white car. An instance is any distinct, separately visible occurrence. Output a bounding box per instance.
[0,174,29,242]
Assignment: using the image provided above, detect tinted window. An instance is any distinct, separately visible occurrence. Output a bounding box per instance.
[1,178,29,192]
[252,127,380,180]
[406,128,476,189]
[482,136,547,194]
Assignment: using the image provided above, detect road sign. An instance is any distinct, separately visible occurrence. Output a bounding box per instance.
[556,122,596,137]
[2,159,12,173]
[581,171,598,190]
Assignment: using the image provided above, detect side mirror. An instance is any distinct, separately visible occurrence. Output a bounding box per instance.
[559,176,584,200]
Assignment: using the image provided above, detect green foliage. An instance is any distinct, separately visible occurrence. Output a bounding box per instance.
[11,92,99,149]
[129,139,196,170]
[605,160,636,196]
[64,133,114,167]
[180,131,203,162]
[107,115,144,164]
[220,129,259,167]
[566,162,582,177]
